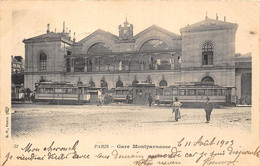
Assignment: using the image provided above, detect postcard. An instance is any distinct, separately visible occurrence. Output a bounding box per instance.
[0,1,259,166]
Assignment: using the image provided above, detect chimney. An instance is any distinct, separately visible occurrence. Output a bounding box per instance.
[216,13,218,20]
[63,21,65,33]
[73,32,76,43]
[224,16,226,22]
[47,24,50,33]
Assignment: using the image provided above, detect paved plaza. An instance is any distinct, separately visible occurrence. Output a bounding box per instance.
[11,104,251,139]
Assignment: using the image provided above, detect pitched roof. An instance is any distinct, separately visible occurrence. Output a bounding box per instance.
[134,24,180,39]
[78,29,119,44]
[23,32,73,44]
[180,17,238,33]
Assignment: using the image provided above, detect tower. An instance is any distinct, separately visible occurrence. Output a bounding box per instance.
[118,16,133,41]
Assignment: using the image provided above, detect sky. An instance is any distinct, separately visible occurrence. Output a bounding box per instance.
[1,1,259,58]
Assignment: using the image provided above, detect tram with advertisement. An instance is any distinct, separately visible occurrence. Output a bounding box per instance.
[34,81,101,104]
[155,82,232,107]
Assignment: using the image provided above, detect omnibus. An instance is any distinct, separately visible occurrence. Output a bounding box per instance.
[34,81,98,104]
[113,86,133,104]
[155,82,229,107]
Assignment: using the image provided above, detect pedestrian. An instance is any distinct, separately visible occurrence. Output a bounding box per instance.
[204,97,214,123]
[172,97,182,122]
[148,95,153,107]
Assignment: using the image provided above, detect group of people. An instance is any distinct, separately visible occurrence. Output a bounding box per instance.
[172,97,214,123]
[148,95,213,123]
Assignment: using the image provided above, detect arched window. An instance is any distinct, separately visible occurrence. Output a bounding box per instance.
[89,80,95,87]
[101,80,108,88]
[159,80,167,87]
[87,43,112,55]
[132,80,139,86]
[202,42,213,65]
[116,80,123,88]
[140,39,168,51]
[39,52,47,70]
[201,76,214,84]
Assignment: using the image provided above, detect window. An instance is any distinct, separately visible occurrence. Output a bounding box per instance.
[179,89,186,96]
[201,76,214,84]
[202,42,213,65]
[159,80,168,87]
[187,89,196,96]
[39,52,47,70]
[116,80,123,88]
[198,89,206,96]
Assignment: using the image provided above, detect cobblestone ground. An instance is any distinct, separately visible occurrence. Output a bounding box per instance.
[11,104,251,139]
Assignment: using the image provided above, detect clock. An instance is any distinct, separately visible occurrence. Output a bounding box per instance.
[123,29,128,35]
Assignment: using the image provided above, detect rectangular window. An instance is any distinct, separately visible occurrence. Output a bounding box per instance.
[187,89,196,96]
[198,89,206,95]
[179,89,186,96]
[172,88,178,95]
[55,88,63,94]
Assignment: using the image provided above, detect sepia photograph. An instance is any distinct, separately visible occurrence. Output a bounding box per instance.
[1,1,259,166]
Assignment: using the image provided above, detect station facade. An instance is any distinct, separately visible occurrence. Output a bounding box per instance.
[23,16,251,103]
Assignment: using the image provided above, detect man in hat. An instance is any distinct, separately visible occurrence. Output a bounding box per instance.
[204,97,214,123]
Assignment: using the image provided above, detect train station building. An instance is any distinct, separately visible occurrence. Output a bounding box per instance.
[23,15,252,104]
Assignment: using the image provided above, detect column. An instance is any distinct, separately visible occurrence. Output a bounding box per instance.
[71,58,74,73]
[84,57,88,72]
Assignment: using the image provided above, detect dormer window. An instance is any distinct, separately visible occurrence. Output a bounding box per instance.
[202,42,213,65]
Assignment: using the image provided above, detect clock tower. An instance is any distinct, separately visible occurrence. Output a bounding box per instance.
[118,17,134,42]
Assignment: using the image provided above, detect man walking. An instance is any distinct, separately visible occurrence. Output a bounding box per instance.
[148,95,153,107]
[204,98,213,123]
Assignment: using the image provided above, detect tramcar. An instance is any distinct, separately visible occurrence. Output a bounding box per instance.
[113,86,133,103]
[11,84,24,102]
[155,82,230,107]
[34,81,100,104]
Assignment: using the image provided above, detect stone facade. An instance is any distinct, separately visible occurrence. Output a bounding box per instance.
[23,16,250,103]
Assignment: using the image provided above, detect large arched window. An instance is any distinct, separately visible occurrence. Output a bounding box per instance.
[159,80,167,87]
[140,39,168,51]
[87,43,112,55]
[116,80,123,88]
[201,76,214,84]
[202,42,213,65]
[39,52,47,70]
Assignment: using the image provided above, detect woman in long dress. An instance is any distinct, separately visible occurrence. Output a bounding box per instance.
[172,97,182,122]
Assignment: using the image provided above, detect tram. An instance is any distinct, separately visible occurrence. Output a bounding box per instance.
[11,84,24,102]
[34,81,100,104]
[113,86,133,103]
[155,82,230,107]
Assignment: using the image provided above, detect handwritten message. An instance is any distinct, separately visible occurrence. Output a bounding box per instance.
[2,136,259,166]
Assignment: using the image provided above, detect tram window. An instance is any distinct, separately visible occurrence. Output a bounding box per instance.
[136,89,138,95]
[55,88,62,93]
[84,88,88,93]
[165,89,171,95]
[187,89,196,95]
[39,88,45,94]
[179,89,186,95]
[218,89,226,96]
[123,91,129,95]
[63,89,67,94]
[198,89,206,95]
[172,89,178,95]
[67,89,72,94]
[208,89,214,96]
[45,88,53,94]
[116,90,122,95]
[72,88,77,94]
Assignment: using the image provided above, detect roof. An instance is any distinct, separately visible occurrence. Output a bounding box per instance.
[23,32,73,44]
[180,17,238,33]
[134,24,180,39]
[78,29,119,44]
